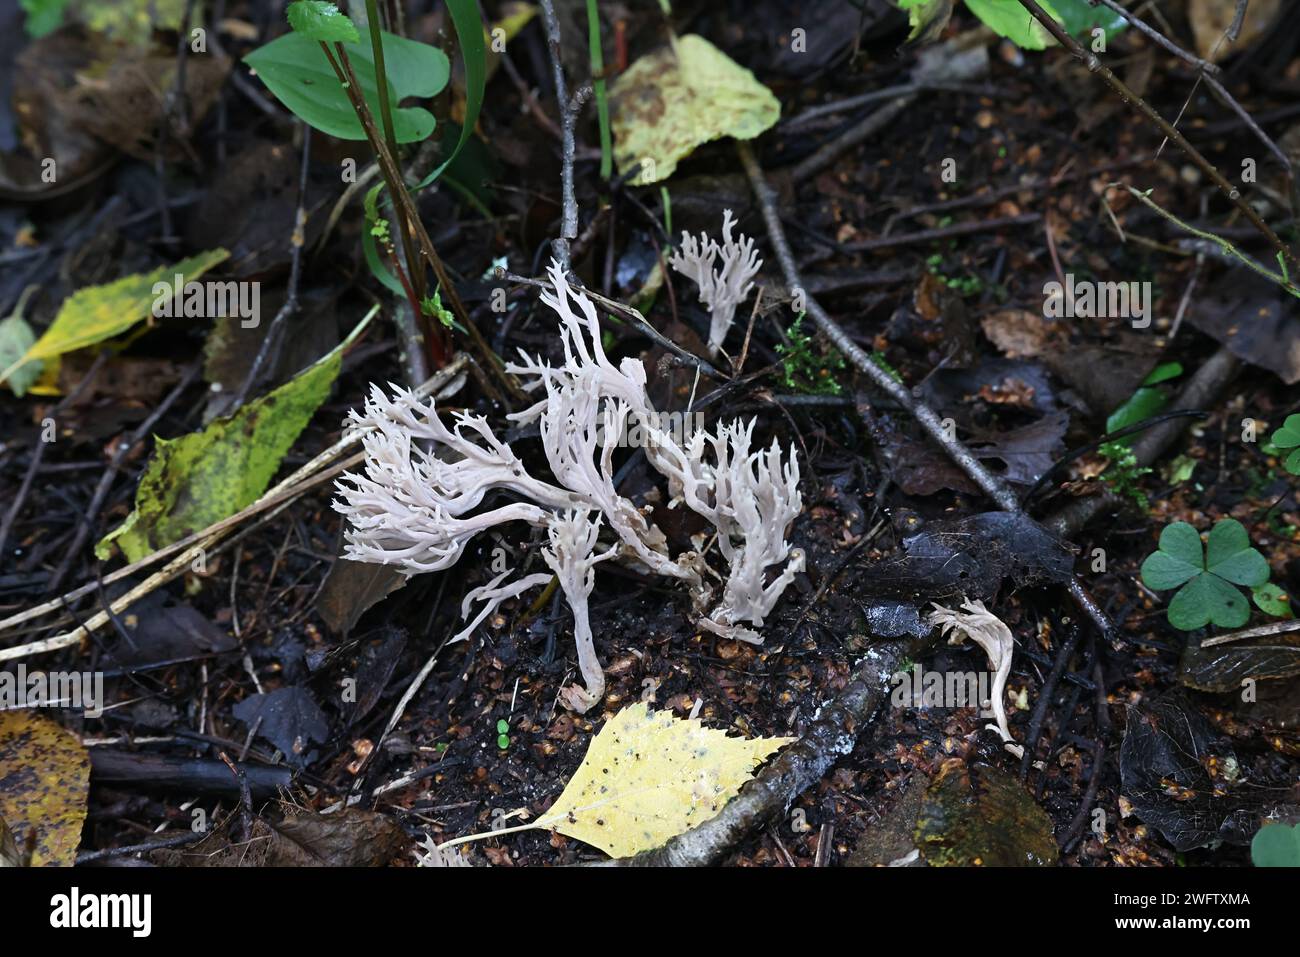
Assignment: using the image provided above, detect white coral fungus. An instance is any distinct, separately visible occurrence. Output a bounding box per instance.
[334,261,803,712]
[927,599,1024,758]
[668,209,762,358]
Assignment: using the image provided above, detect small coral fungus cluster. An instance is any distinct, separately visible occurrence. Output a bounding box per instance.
[333,262,803,711]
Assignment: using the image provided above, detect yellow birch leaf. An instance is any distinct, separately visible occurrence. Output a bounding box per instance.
[0,711,91,867]
[533,702,792,858]
[0,249,229,387]
[610,35,779,186]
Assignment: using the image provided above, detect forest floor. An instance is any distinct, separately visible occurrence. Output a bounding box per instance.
[1,0,1298,868]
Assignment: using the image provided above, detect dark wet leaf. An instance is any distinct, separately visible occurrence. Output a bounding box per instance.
[0,812,21,866]
[967,410,1069,486]
[341,626,408,727]
[155,807,408,867]
[317,558,407,636]
[107,590,237,666]
[921,358,1060,416]
[859,511,1075,604]
[1189,272,1300,385]
[1120,690,1294,851]
[1179,630,1300,692]
[914,759,1057,865]
[232,687,330,769]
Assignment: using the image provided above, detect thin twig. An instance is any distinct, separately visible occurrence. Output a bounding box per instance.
[233,121,313,408]
[1014,0,1296,266]
[1198,617,1300,648]
[1090,0,1290,178]
[738,140,1111,637]
[0,351,111,569]
[539,0,580,272]
[840,214,1041,252]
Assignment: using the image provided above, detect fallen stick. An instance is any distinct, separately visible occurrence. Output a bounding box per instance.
[89,749,292,798]
[608,632,935,866]
[1043,347,1241,541]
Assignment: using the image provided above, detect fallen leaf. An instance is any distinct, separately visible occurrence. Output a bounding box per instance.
[0,711,90,866]
[155,807,408,866]
[610,35,779,186]
[1,249,229,388]
[859,511,1075,604]
[459,702,791,858]
[232,687,330,769]
[96,310,371,563]
[1120,690,1294,851]
[1188,271,1300,385]
[1180,630,1300,692]
[980,309,1053,359]
[0,310,39,397]
[914,759,1057,865]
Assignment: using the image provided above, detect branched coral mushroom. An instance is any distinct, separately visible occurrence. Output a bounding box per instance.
[334,262,803,711]
[668,209,762,358]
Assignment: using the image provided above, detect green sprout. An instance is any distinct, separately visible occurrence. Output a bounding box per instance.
[496,718,510,750]
[776,314,846,396]
[1098,440,1152,509]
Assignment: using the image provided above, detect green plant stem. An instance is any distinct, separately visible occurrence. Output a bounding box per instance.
[323,40,441,362]
[363,0,402,169]
[320,37,524,401]
[585,0,611,180]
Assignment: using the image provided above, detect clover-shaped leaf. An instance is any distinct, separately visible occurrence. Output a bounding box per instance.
[1270,413,1300,475]
[1251,822,1300,867]
[1140,519,1270,630]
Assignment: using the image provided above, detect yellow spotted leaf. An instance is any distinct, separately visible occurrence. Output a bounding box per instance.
[535,702,792,858]
[0,711,91,866]
[610,35,779,186]
[0,249,229,388]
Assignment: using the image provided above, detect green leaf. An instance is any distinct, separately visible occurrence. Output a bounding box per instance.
[1270,414,1300,449]
[0,313,40,397]
[1142,361,1183,386]
[1168,573,1250,630]
[1205,518,1269,587]
[610,34,780,186]
[896,0,956,44]
[964,0,1059,51]
[1285,448,1300,475]
[19,0,68,38]
[97,311,374,563]
[1106,386,1166,444]
[414,0,487,189]
[1252,583,1292,618]
[1051,0,1128,41]
[1251,822,1300,867]
[286,1,360,43]
[1156,522,1205,570]
[245,28,449,142]
[1140,550,1201,591]
[0,250,229,388]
